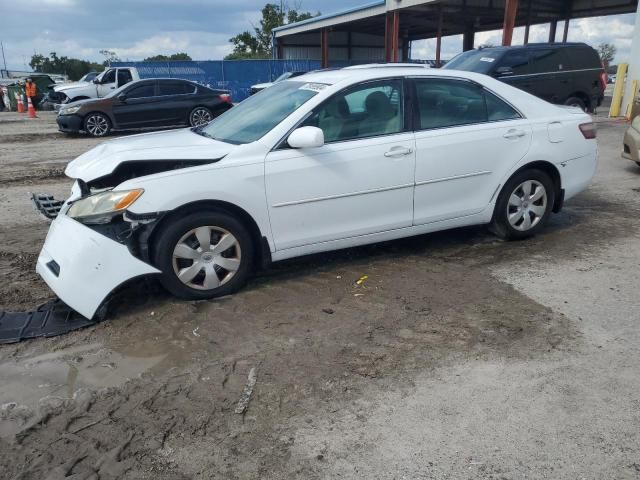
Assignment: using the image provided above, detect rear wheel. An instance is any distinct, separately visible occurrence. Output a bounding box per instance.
[189,107,213,127]
[83,113,111,137]
[490,169,555,241]
[153,211,254,300]
[564,97,587,112]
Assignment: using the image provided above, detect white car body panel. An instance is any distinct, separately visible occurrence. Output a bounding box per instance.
[36,65,598,318]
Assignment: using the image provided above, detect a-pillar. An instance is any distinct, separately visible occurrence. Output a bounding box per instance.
[502,0,519,46]
[385,10,400,62]
[320,28,329,68]
[622,2,640,114]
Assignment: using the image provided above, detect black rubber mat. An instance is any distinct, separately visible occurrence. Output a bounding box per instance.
[0,299,97,344]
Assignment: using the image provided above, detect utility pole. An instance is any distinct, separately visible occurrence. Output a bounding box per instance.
[0,42,7,77]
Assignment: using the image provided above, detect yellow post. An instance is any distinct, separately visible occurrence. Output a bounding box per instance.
[625,80,638,120]
[609,63,628,118]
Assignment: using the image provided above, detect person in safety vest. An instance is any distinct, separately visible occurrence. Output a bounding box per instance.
[25,78,37,109]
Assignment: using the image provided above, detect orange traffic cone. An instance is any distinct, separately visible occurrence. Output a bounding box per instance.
[16,93,24,113]
[27,96,37,118]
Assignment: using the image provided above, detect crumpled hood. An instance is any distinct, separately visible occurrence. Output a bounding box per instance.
[65,128,236,181]
[54,82,88,92]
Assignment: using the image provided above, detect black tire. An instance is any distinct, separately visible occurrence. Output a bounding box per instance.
[189,106,213,127]
[564,96,587,112]
[152,210,254,300]
[490,169,556,241]
[83,112,112,137]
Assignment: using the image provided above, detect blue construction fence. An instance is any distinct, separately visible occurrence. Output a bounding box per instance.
[112,60,327,102]
[112,59,438,102]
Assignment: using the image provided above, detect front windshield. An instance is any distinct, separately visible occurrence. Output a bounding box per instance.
[443,49,503,74]
[200,81,323,145]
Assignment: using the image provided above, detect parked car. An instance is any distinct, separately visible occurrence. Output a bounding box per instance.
[444,42,606,112]
[56,78,232,137]
[250,71,307,95]
[622,116,640,167]
[34,65,597,319]
[51,66,140,103]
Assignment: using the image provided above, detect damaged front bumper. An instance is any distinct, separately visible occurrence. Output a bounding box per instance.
[36,213,160,320]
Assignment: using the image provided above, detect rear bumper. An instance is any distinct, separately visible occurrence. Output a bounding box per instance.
[36,215,160,319]
[623,127,640,163]
[558,149,598,202]
[56,114,83,133]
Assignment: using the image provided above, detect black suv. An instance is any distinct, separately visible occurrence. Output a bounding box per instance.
[443,42,606,112]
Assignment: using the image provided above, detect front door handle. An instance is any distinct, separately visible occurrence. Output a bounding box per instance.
[504,129,526,140]
[384,146,413,158]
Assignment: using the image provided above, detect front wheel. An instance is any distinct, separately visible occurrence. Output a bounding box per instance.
[153,211,254,300]
[490,169,555,241]
[83,113,112,137]
[189,107,213,127]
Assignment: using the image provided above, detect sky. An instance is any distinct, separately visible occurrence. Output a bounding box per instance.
[0,0,636,71]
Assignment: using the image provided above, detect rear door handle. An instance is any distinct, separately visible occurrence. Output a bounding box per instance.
[504,129,526,140]
[384,146,413,158]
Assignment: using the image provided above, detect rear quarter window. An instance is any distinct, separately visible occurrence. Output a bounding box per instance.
[563,47,601,70]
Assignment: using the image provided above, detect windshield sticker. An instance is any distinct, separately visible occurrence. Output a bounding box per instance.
[480,57,496,63]
[299,83,327,92]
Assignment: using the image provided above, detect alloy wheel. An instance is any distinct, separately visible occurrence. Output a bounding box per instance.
[507,180,547,232]
[86,114,109,136]
[172,226,241,290]
[191,108,212,127]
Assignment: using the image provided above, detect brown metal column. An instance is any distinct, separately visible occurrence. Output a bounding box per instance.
[502,0,519,46]
[435,4,443,67]
[549,20,557,43]
[385,10,400,62]
[502,0,518,47]
[321,29,329,68]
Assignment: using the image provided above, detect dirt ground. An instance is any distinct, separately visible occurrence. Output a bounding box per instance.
[0,110,639,479]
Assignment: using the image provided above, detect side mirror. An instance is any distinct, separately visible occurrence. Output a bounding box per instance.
[93,77,100,84]
[288,126,324,149]
[117,94,127,102]
[495,66,514,76]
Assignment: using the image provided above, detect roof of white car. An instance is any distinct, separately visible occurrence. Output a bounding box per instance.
[296,65,484,86]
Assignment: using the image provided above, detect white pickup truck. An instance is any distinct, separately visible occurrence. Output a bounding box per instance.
[52,67,140,103]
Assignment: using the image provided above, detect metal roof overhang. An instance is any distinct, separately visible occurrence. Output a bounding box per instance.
[275,0,639,42]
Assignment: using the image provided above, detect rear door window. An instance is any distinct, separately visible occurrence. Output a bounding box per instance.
[127,83,156,99]
[564,47,600,70]
[117,69,133,86]
[158,81,189,96]
[529,48,565,73]
[414,78,522,129]
[414,79,487,129]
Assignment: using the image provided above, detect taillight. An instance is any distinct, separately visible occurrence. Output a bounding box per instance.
[219,93,231,103]
[599,62,607,92]
[579,122,597,139]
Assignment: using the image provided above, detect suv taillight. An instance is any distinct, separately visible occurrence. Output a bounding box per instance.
[219,93,231,103]
[599,62,607,92]
[579,122,597,139]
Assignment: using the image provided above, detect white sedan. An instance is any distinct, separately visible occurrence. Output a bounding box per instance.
[35,65,598,319]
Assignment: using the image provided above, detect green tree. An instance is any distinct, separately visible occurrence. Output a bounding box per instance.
[143,52,193,62]
[597,43,616,69]
[29,52,103,81]
[225,3,319,60]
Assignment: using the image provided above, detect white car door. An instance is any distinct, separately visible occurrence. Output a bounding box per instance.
[265,79,416,251]
[411,77,532,225]
[96,69,117,97]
